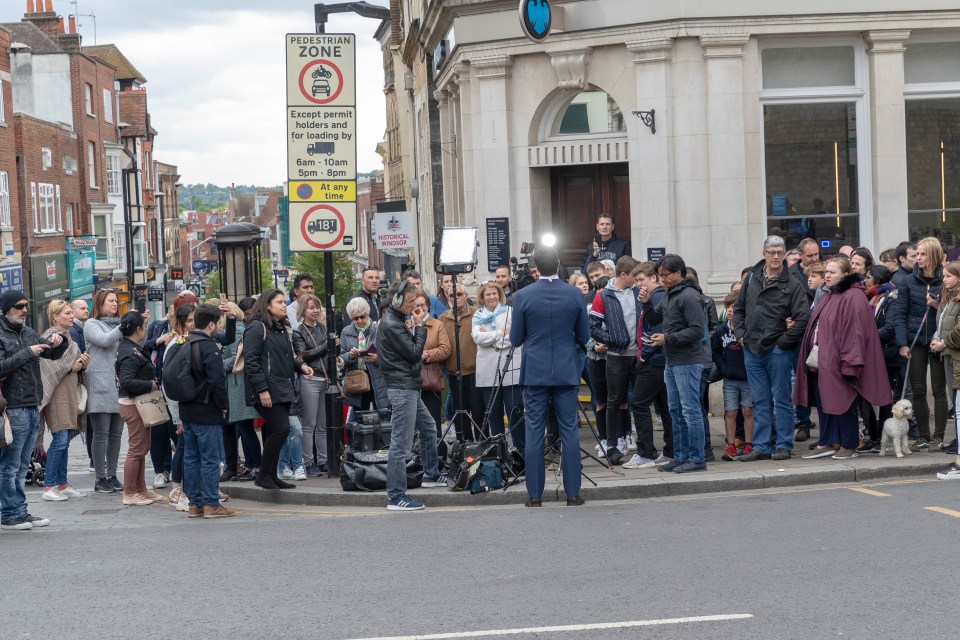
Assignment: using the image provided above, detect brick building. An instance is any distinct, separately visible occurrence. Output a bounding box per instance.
[157,161,182,296]
[0,25,23,297]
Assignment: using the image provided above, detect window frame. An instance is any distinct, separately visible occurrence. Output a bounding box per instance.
[105,152,122,196]
[0,79,5,124]
[0,171,10,227]
[102,88,113,123]
[87,141,97,189]
[33,182,61,233]
[757,35,874,249]
[84,83,94,117]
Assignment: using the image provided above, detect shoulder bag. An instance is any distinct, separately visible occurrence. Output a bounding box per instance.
[420,362,443,392]
[233,322,266,374]
[134,388,170,428]
[76,371,88,414]
[804,322,819,371]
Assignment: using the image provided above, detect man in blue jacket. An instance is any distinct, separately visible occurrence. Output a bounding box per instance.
[510,246,591,506]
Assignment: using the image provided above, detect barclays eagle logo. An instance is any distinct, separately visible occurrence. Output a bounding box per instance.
[525,0,550,36]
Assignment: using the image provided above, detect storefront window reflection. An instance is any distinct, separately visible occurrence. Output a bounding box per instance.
[764,102,860,252]
[551,91,625,136]
[906,98,960,251]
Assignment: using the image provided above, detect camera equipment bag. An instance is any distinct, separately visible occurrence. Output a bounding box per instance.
[339,448,423,492]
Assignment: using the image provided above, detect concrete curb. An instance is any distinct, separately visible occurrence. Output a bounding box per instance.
[222,455,950,507]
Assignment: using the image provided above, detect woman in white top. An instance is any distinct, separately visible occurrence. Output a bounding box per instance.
[471,282,524,452]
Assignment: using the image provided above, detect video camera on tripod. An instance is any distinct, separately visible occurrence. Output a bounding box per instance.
[508,234,558,293]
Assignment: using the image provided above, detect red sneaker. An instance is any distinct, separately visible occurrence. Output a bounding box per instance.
[741,444,753,457]
[722,444,737,461]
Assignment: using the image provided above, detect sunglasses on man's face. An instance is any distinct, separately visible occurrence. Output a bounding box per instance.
[12,303,28,311]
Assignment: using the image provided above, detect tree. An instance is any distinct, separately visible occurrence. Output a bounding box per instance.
[204,258,273,299]
[291,251,354,310]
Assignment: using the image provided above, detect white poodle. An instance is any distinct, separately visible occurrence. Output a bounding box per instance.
[879,400,914,458]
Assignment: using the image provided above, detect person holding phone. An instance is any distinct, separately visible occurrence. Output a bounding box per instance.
[581,213,632,274]
[893,236,946,449]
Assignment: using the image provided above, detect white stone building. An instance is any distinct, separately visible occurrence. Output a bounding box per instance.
[399,0,960,295]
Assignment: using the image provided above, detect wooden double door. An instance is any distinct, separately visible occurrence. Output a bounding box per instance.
[550,163,631,271]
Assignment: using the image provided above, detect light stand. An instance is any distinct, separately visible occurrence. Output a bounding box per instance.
[433,228,480,443]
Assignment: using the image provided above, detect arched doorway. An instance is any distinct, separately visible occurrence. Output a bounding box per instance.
[531,89,631,271]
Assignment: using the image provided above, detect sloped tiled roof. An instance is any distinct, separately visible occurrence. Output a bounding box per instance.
[0,21,62,54]
[83,44,146,84]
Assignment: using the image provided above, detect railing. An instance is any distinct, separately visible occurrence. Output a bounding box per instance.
[527,138,629,167]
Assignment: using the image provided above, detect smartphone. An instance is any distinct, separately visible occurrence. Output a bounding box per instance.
[220,293,228,305]
[135,297,146,313]
[594,234,602,246]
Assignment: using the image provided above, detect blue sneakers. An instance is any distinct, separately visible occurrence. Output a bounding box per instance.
[387,495,425,511]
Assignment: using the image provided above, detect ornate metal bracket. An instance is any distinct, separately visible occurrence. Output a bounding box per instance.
[632,109,656,134]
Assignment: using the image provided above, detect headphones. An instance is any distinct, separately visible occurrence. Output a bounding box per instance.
[391,280,415,310]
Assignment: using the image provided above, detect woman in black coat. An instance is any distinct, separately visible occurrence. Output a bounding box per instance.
[243,289,313,490]
[115,311,166,505]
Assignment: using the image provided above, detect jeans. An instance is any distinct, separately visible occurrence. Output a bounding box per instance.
[44,429,70,488]
[479,385,525,452]
[182,422,223,507]
[744,347,796,453]
[89,411,124,479]
[119,404,151,494]
[0,407,40,521]
[150,419,177,475]
[524,385,581,499]
[605,355,635,448]
[386,388,440,500]
[300,377,328,466]
[631,362,672,459]
[278,416,305,473]
[664,363,706,464]
[698,367,713,452]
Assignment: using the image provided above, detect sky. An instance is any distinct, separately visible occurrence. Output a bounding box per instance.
[2,0,390,186]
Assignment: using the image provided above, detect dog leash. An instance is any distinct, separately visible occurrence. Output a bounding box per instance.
[899,307,930,401]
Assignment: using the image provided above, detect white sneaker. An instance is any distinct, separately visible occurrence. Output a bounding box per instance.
[617,437,629,456]
[59,485,85,498]
[175,495,190,512]
[279,468,295,480]
[153,473,167,489]
[622,454,656,469]
[626,434,637,451]
[168,488,183,508]
[653,453,671,465]
[42,488,68,501]
[293,466,307,481]
[594,443,602,452]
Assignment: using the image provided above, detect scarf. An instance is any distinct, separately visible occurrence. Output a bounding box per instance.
[866,283,895,307]
[473,304,507,327]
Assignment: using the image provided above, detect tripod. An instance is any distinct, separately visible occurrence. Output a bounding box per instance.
[439,277,482,444]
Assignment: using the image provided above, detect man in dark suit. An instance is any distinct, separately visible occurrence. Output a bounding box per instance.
[510,246,591,506]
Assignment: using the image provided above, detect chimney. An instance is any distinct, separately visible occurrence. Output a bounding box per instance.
[57,16,64,33]
[68,15,77,34]
[26,0,34,14]
[45,0,53,11]
[58,15,82,52]
[23,2,61,41]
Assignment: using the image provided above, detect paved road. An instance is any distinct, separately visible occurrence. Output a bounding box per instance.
[5,475,958,639]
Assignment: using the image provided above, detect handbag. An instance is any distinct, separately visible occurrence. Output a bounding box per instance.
[344,369,371,394]
[420,362,443,392]
[133,389,170,428]
[232,340,245,374]
[804,323,819,371]
[0,412,11,448]
[76,371,88,414]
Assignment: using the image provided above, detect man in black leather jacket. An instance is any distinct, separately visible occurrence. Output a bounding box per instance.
[377,281,446,511]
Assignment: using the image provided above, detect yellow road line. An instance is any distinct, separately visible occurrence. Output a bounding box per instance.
[847,487,891,497]
[925,506,960,519]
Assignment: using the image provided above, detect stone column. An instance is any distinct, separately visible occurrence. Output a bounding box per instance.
[701,34,751,292]
[453,62,476,228]
[469,55,513,232]
[626,37,675,259]
[448,82,465,225]
[865,30,911,251]
[434,88,454,225]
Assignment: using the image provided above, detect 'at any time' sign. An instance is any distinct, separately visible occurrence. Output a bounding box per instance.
[285,33,357,252]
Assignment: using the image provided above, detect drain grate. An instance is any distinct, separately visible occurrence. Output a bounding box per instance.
[81,509,121,516]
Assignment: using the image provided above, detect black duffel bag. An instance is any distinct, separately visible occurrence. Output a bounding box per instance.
[340,448,424,492]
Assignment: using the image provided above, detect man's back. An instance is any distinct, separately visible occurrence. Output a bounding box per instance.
[510,279,589,387]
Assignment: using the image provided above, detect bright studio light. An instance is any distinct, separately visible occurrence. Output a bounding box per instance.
[541,233,557,247]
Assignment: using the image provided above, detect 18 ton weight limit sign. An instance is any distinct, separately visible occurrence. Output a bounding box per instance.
[286,33,357,252]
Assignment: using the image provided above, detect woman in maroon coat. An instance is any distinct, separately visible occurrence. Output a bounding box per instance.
[795,258,892,459]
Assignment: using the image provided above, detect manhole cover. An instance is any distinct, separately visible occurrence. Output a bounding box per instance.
[81,509,121,516]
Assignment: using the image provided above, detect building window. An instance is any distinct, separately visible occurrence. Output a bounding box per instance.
[0,171,10,227]
[92,213,111,263]
[906,98,960,246]
[85,83,94,116]
[102,88,113,123]
[760,40,868,253]
[65,203,74,235]
[33,182,61,233]
[87,141,97,188]
[0,80,5,123]
[106,153,122,195]
[549,91,626,136]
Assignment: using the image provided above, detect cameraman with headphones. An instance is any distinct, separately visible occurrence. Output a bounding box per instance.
[378,281,448,511]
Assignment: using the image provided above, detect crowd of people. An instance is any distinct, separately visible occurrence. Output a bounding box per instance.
[1,213,958,526]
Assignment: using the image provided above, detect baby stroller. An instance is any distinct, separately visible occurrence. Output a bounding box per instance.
[25,444,46,486]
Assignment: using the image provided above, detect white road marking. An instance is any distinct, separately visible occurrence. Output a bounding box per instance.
[344,613,753,640]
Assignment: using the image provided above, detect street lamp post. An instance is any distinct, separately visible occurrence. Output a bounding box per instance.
[312,2,389,477]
